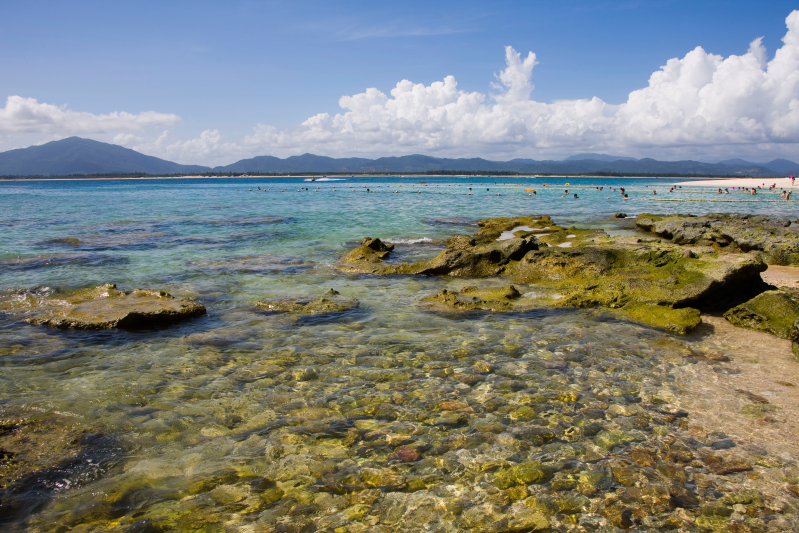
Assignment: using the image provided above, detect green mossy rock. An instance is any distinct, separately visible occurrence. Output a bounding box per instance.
[724,288,799,339]
[338,215,770,334]
[618,303,702,334]
[256,289,359,316]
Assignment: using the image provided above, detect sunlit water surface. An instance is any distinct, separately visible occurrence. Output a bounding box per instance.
[1,176,798,532]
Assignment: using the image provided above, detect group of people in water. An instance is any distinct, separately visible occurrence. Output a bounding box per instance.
[235,180,795,200]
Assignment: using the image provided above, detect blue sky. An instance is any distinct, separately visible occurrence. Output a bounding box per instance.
[2,0,799,164]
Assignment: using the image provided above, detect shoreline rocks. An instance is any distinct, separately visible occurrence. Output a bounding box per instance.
[338,215,773,333]
[256,289,359,316]
[26,283,206,329]
[636,213,799,265]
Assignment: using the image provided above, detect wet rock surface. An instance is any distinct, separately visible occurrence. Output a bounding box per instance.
[725,288,799,339]
[636,213,799,265]
[339,215,770,334]
[23,283,206,329]
[423,285,532,313]
[256,289,359,316]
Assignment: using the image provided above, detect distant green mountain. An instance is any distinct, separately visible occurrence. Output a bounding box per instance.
[0,137,210,176]
[0,137,789,177]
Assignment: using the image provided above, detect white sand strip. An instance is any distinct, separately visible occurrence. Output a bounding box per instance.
[676,177,796,188]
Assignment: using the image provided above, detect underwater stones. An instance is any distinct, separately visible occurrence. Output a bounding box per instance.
[724,288,799,339]
[256,289,359,316]
[618,303,702,335]
[593,429,644,451]
[493,461,551,489]
[389,445,421,463]
[26,283,206,329]
[422,285,529,313]
[361,467,406,489]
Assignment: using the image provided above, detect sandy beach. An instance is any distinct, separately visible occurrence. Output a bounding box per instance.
[676,177,797,188]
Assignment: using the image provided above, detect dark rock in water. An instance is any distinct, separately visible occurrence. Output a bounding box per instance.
[0,253,124,271]
[613,213,627,219]
[256,289,359,316]
[636,213,799,265]
[190,255,312,273]
[26,283,206,329]
[423,285,532,313]
[711,439,737,450]
[724,288,799,339]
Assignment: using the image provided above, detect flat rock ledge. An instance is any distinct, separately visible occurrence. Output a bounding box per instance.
[337,215,773,334]
[256,289,359,316]
[27,283,206,329]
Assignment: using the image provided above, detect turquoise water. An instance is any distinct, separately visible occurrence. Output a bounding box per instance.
[1,176,798,531]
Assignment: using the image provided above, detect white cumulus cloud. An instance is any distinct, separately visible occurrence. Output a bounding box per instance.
[178,9,796,164]
[0,96,180,138]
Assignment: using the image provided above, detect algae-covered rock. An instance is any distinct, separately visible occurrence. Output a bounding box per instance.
[337,214,771,333]
[422,285,529,312]
[724,288,799,339]
[339,237,394,270]
[26,283,206,329]
[493,462,551,489]
[636,213,799,265]
[618,303,702,335]
[256,289,359,316]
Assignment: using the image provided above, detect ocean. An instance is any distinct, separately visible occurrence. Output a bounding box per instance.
[1,176,797,531]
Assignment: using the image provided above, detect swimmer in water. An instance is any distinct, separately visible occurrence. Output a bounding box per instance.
[574,193,578,198]
[623,194,628,200]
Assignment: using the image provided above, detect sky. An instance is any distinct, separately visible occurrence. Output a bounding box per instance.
[2,0,799,166]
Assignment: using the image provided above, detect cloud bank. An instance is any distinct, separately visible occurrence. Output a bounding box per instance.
[3,10,799,164]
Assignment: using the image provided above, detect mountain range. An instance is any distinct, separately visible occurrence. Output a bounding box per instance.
[1,137,797,177]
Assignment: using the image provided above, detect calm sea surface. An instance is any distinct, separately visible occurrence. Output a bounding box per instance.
[0,176,797,531]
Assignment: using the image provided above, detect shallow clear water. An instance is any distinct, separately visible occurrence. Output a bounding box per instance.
[1,176,798,532]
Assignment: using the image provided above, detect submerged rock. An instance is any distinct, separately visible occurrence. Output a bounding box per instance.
[636,213,799,265]
[724,288,799,339]
[256,289,359,316]
[27,283,206,329]
[422,285,530,312]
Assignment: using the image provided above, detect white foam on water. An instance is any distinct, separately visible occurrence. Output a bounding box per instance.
[384,238,434,244]
[566,234,576,238]
[303,178,345,181]
[557,242,572,247]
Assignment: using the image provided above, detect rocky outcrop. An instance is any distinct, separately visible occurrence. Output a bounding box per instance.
[338,215,774,334]
[724,288,799,339]
[636,213,799,265]
[27,283,206,329]
[256,289,358,316]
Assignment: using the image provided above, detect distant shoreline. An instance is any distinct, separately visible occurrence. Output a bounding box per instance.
[0,174,764,182]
